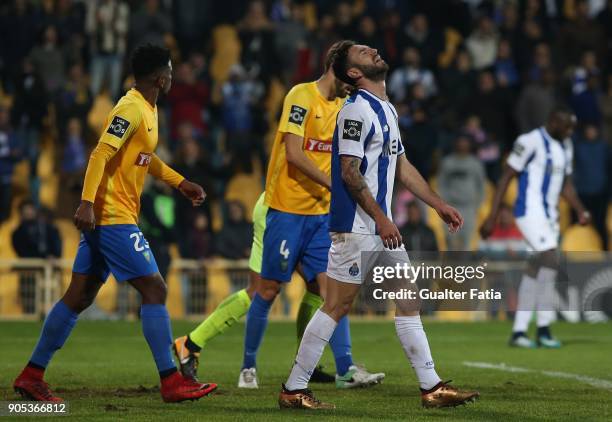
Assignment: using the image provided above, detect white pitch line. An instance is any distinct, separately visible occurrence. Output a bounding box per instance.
[463,361,612,390]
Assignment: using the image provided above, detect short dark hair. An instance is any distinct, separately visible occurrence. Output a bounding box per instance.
[131,44,171,80]
[331,40,357,85]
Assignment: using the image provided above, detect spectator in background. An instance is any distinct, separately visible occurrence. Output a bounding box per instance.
[167,62,208,141]
[57,117,86,218]
[494,38,519,88]
[467,70,514,148]
[463,115,500,182]
[181,211,214,314]
[129,0,172,49]
[141,180,176,279]
[516,21,547,77]
[334,1,357,40]
[0,0,39,91]
[12,201,62,314]
[466,15,499,70]
[516,67,559,133]
[0,106,22,222]
[237,0,277,85]
[437,135,486,250]
[11,58,47,205]
[86,0,129,99]
[215,200,252,260]
[184,212,214,260]
[572,50,599,96]
[388,47,437,103]
[274,1,310,84]
[221,64,265,173]
[401,105,437,180]
[28,25,65,95]
[526,42,552,83]
[439,50,476,121]
[399,201,438,252]
[569,72,602,126]
[402,13,442,69]
[55,63,92,134]
[356,15,384,56]
[478,203,527,257]
[558,0,605,68]
[573,124,610,249]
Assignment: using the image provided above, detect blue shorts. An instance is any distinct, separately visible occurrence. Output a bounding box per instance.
[73,224,159,282]
[261,209,330,283]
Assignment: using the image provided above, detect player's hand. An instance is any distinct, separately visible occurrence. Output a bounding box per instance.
[179,180,206,206]
[376,215,402,249]
[74,200,96,231]
[479,215,495,239]
[436,203,463,234]
[578,210,591,226]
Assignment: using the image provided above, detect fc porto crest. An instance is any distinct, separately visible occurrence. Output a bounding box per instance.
[349,262,360,277]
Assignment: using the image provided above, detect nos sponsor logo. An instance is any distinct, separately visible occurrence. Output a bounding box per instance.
[135,152,152,166]
[305,138,332,153]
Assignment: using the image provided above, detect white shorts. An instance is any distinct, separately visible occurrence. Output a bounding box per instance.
[327,232,411,284]
[515,214,559,252]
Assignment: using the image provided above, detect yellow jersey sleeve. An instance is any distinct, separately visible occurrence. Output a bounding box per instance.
[98,102,143,149]
[277,85,312,138]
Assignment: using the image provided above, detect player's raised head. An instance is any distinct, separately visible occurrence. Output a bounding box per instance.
[332,40,389,87]
[325,40,356,98]
[547,105,576,140]
[131,43,173,94]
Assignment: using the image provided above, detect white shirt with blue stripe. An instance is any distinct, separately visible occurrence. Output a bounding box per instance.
[507,127,573,222]
[329,89,405,234]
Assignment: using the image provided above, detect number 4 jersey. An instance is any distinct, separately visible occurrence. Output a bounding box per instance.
[329,89,405,234]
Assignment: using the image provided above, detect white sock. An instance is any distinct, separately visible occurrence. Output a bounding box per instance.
[395,316,441,390]
[536,267,558,327]
[285,309,337,391]
[512,274,537,333]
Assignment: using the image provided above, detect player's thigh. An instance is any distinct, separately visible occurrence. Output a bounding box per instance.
[96,225,160,283]
[322,276,361,321]
[246,270,261,299]
[376,243,420,315]
[261,209,306,283]
[516,215,559,253]
[300,214,331,286]
[326,232,380,285]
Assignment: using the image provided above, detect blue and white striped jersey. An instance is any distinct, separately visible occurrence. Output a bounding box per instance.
[507,127,573,221]
[329,89,405,234]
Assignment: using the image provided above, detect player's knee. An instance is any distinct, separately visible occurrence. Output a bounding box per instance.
[138,276,168,304]
[257,280,280,301]
[322,300,350,321]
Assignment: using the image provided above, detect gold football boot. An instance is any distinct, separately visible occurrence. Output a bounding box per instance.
[421,381,480,408]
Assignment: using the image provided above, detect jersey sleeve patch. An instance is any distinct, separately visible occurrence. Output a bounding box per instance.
[288,105,307,125]
[512,143,525,156]
[106,116,131,139]
[342,119,363,142]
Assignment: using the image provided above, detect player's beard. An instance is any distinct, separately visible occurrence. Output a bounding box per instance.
[357,61,389,82]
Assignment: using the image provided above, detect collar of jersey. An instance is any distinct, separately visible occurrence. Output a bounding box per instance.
[358,88,388,103]
[128,88,156,112]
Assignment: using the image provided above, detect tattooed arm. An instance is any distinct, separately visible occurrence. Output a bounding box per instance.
[340,155,402,248]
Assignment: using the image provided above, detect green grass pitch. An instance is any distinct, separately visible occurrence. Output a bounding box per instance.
[0,320,611,421]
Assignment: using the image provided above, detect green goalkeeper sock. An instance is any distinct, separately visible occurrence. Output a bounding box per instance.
[188,288,251,349]
[296,290,324,349]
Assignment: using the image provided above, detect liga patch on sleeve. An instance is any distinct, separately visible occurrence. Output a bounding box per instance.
[512,143,525,156]
[106,116,131,139]
[342,119,363,142]
[288,105,307,125]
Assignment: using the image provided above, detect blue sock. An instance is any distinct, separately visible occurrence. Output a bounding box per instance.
[242,294,272,369]
[29,300,78,369]
[329,315,353,376]
[140,304,176,376]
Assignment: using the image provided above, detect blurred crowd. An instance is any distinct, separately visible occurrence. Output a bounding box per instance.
[0,0,611,259]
